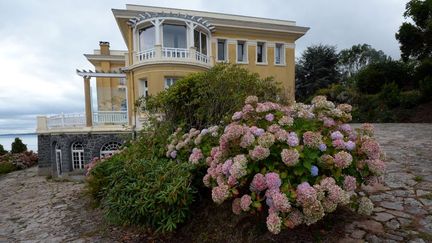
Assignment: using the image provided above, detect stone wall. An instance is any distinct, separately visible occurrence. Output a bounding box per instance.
[37,132,132,176]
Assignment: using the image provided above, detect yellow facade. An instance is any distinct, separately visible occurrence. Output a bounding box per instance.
[82,5,309,128]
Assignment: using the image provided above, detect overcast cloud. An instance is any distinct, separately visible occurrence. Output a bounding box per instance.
[0,0,407,134]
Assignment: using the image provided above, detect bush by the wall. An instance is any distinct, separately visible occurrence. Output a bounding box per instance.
[419,76,432,101]
[144,63,285,130]
[11,138,27,154]
[0,162,17,175]
[0,144,6,156]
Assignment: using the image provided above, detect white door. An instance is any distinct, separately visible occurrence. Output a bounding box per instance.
[55,149,62,176]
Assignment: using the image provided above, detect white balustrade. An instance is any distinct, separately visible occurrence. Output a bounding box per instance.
[47,113,86,128]
[93,111,128,125]
[135,47,210,66]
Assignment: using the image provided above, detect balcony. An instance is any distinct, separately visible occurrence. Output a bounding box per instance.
[37,111,129,132]
[135,47,211,68]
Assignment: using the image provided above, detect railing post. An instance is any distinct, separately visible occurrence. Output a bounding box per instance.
[36,116,48,132]
[61,112,65,127]
[155,45,162,59]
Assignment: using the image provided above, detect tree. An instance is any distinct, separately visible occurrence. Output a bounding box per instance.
[11,138,27,154]
[339,44,391,78]
[295,44,340,101]
[0,144,7,156]
[144,63,285,130]
[395,0,432,61]
[354,61,413,94]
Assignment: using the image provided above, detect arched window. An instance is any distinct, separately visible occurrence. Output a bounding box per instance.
[71,142,84,170]
[100,142,121,158]
[55,143,62,175]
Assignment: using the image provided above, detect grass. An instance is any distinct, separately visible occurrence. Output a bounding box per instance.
[414,175,424,182]
[0,162,18,175]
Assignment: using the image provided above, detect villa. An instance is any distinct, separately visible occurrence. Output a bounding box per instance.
[36,4,309,177]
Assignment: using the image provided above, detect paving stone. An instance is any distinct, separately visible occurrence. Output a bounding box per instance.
[418,198,432,206]
[416,190,430,197]
[380,201,404,211]
[365,234,381,243]
[385,219,400,230]
[355,220,384,234]
[350,229,366,239]
[404,198,427,215]
[409,238,426,243]
[373,212,395,222]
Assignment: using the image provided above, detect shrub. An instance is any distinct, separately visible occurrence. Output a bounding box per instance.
[378,82,400,108]
[0,162,17,175]
[99,158,195,232]
[11,137,27,154]
[399,90,422,108]
[144,63,285,130]
[0,144,6,156]
[169,96,385,234]
[419,76,432,101]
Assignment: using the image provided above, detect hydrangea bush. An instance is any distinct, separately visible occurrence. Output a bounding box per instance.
[166,96,385,234]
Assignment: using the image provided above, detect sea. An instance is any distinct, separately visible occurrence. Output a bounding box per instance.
[0,134,38,152]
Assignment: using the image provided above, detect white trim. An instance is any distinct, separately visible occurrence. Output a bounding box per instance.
[256,41,267,65]
[274,43,286,65]
[216,38,228,62]
[76,71,126,78]
[55,144,62,176]
[236,40,248,64]
[71,142,84,170]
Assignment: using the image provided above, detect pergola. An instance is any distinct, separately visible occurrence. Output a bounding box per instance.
[76,69,127,127]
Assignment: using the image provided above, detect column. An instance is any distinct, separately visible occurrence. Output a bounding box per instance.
[84,77,93,127]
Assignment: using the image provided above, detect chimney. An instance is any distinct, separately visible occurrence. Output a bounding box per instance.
[99,41,110,55]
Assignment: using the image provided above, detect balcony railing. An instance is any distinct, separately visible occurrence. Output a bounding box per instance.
[44,111,128,129]
[135,47,210,66]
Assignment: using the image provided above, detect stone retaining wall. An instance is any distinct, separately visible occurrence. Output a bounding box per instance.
[37,132,132,176]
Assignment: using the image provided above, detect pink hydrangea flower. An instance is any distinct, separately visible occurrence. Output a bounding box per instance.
[365,159,386,175]
[232,111,243,121]
[330,131,344,140]
[285,209,304,229]
[287,132,299,146]
[332,139,346,150]
[222,159,233,175]
[211,184,229,204]
[275,129,288,142]
[250,126,265,137]
[281,149,300,166]
[266,213,282,234]
[361,123,375,136]
[322,117,336,127]
[337,104,352,113]
[334,151,353,169]
[232,198,242,215]
[303,131,322,148]
[240,194,252,211]
[267,124,281,133]
[265,172,282,190]
[240,132,255,148]
[170,150,177,159]
[203,174,211,187]
[257,132,275,148]
[250,173,267,192]
[278,116,294,126]
[296,182,318,206]
[343,175,357,191]
[249,146,270,160]
[265,113,275,122]
[245,95,259,105]
[339,124,352,132]
[272,192,291,213]
[188,148,203,164]
[345,140,356,151]
[361,139,381,159]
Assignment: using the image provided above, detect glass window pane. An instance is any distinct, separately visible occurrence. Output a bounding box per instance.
[194,30,200,50]
[200,33,207,55]
[163,24,186,48]
[257,43,263,63]
[237,43,244,62]
[139,26,155,51]
[218,40,225,61]
[275,44,281,64]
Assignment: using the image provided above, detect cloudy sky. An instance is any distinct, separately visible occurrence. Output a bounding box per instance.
[0,0,408,134]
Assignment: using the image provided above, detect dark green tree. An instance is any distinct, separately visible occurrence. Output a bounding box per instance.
[295,44,340,101]
[0,144,7,156]
[11,138,27,154]
[395,0,432,61]
[339,44,391,78]
[354,61,413,94]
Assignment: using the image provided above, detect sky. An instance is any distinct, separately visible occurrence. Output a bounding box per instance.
[0,0,408,134]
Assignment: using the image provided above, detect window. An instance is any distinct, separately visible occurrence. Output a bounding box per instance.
[217,39,227,61]
[139,26,155,51]
[275,43,285,65]
[100,142,121,158]
[257,42,266,64]
[71,142,84,170]
[164,77,178,89]
[140,79,149,97]
[237,41,247,63]
[194,30,208,55]
[55,143,62,176]
[163,24,187,48]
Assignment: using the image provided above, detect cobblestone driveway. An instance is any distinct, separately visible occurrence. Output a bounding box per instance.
[0,124,431,242]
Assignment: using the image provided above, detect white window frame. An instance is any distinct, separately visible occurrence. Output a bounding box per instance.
[256,41,267,65]
[194,30,208,55]
[216,39,228,62]
[100,142,121,158]
[274,43,286,65]
[236,40,248,64]
[140,79,149,97]
[55,143,62,176]
[164,77,178,89]
[71,142,84,170]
